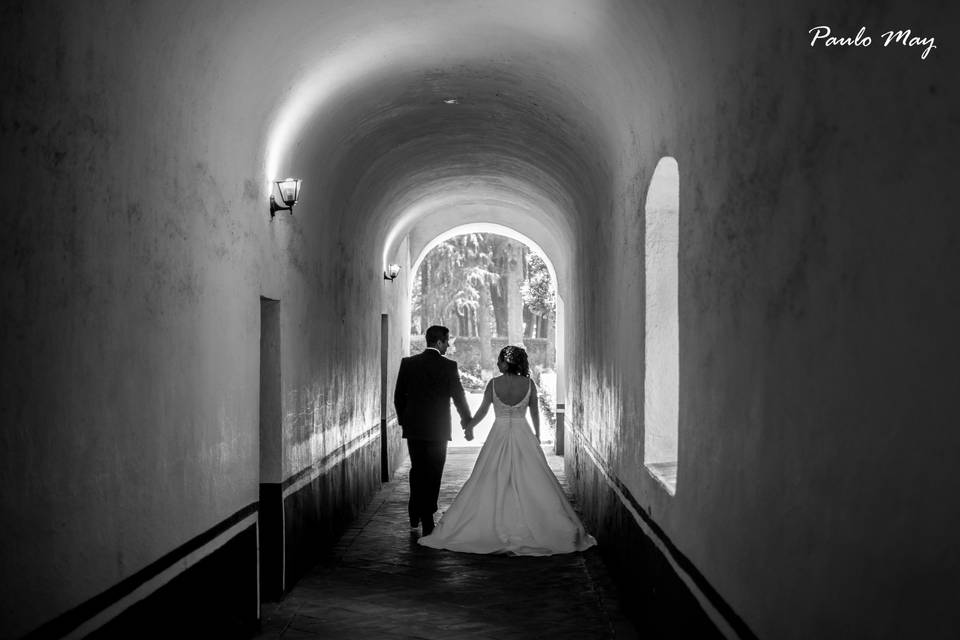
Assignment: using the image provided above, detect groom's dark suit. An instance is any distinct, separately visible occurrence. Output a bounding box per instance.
[394,348,472,530]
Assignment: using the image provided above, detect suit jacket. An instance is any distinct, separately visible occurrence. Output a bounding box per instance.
[394,349,471,441]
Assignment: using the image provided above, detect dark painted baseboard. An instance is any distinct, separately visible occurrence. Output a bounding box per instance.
[380,418,390,481]
[264,425,396,602]
[88,524,259,639]
[555,404,565,455]
[25,503,259,640]
[24,424,419,639]
[567,428,757,640]
[259,483,284,601]
[282,436,382,589]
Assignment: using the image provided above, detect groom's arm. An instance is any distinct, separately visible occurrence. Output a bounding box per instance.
[393,358,409,424]
[449,363,472,426]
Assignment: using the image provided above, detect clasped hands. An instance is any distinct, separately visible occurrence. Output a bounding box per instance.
[461,417,476,441]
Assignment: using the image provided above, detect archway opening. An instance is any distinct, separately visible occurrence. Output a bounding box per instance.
[409,229,560,449]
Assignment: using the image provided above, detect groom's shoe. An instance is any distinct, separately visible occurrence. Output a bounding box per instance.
[409,516,420,529]
[421,519,435,535]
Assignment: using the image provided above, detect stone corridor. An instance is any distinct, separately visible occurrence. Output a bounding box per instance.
[5,2,956,638]
[255,448,636,640]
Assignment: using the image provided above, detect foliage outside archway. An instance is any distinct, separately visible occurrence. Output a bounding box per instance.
[412,232,557,376]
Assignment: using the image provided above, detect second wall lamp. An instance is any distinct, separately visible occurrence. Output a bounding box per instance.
[384,264,401,281]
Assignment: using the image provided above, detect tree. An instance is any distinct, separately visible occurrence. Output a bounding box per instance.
[412,234,557,369]
[475,271,495,370]
[520,251,555,320]
[411,233,499,367]
[521,250,556,364]
[503,239,525,346]
[412,240,463,331]
[486,235,510,336]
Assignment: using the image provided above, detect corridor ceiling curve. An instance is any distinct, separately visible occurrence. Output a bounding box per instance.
[192,0,686,257]
[6,2,957,639]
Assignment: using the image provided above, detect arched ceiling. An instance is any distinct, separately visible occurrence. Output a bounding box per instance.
[105,0,694,283]
[216,0,677,259]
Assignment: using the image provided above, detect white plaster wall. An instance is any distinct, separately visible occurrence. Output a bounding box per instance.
[567,2,960,638]
[2,1,958,638]
[0,1,384,634]
[0,4,274,634]
[275,217,380,481]
[382,233,412,472]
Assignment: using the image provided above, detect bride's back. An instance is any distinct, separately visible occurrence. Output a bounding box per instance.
[492,374,533,406]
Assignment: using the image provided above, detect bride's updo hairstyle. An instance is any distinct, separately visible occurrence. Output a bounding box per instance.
[498,345,530,377]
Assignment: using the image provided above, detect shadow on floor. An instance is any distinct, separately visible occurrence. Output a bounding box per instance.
[255,448,638,639]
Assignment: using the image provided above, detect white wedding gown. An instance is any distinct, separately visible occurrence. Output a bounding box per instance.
[418,379,597,556]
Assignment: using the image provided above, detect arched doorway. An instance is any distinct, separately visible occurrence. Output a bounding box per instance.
[409,226,562,449]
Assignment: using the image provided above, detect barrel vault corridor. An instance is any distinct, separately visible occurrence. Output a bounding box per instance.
[1,1,957,638]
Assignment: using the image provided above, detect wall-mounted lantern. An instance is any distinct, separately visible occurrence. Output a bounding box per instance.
[383,264,401,281]
[269,178,302,219]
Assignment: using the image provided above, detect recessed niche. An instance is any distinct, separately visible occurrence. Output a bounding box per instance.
[643,157,679,495]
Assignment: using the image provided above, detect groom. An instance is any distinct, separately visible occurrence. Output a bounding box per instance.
[394,325,473,535]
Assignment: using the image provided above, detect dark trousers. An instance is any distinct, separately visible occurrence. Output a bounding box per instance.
[406,438,447,523]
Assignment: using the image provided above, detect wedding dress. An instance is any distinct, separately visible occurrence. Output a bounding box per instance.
[418,378,597,556]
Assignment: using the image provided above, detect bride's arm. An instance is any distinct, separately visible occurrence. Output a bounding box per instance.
[528,379,540,441]
[468,381,494,429]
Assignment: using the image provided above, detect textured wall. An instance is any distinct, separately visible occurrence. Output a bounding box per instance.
[0,2,383,635]
[2,1,958,638]
[0,4,268,635]
[567,2,960,638]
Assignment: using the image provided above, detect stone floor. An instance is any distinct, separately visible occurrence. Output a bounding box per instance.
[255,446,637,639]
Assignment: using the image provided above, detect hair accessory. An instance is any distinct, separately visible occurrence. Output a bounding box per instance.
[498,345,530,377]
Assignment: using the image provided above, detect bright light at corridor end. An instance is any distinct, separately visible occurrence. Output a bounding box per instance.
[409,222,560,294]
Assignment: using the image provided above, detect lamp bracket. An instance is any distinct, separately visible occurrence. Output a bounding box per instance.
[270,195,294,219]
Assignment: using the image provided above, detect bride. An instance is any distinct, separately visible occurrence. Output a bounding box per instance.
[418,346,597,556]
